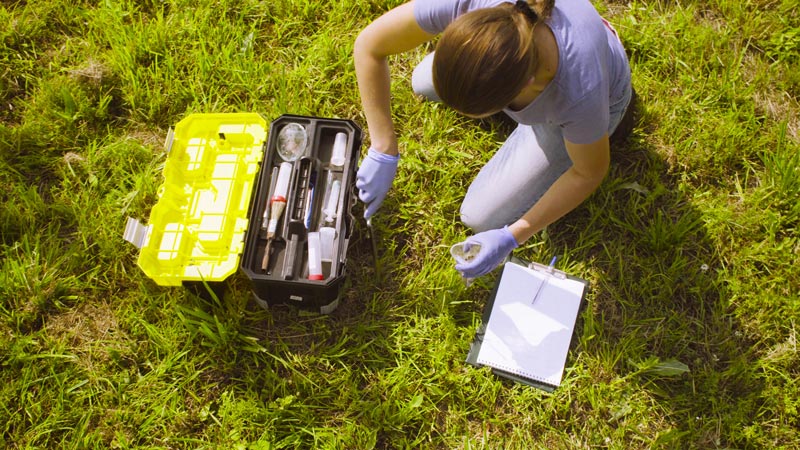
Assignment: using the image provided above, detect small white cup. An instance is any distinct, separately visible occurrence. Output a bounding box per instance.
[319,227,336,262]
[450,241,481,286]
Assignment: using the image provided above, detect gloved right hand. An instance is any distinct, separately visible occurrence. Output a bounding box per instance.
[454,226,519,278]
[356,147,399,219]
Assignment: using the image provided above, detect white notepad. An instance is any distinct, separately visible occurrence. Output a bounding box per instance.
[476,261,586,387]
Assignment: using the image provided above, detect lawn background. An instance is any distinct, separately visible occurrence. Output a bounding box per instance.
[1,0,798,448]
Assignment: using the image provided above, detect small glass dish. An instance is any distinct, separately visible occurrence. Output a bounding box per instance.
[276,122,308,161]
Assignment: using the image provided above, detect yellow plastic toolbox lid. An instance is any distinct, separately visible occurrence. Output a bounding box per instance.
[124,113,268,286]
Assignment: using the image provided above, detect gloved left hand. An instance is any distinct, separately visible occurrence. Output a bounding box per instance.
[356,147,400,219]
[455,226,519,278]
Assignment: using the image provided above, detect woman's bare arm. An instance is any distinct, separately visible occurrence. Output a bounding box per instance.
[508,135,611,243]
[354,1,434,155]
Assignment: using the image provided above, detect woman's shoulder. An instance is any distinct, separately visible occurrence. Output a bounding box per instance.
[548,0,610,83]
[413,0,511,35]
[548,0,607,35]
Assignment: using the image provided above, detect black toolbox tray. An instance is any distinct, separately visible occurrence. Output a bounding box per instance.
[241,115,362,314]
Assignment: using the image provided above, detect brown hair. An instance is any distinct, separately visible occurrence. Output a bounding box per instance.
[432,0,555,117]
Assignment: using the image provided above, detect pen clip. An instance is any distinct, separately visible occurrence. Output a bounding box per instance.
[528,262,567,279]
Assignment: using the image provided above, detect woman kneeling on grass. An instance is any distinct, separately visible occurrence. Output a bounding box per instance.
[354,0,634,278]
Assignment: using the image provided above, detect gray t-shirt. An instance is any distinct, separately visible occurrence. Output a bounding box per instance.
[414,0,631,144]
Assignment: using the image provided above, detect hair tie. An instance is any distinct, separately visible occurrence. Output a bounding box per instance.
[514,0,539,23]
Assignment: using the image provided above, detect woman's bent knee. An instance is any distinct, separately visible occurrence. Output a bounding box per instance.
[411,53,441,102]
[460,204,500,233]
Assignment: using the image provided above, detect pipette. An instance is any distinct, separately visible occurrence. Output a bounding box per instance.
[323,178,340,224]
[366,216,381,281]
[261,162,292,271]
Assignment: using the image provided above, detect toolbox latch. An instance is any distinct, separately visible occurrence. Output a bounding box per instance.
[163,127,175,156]
[123,217,150,249]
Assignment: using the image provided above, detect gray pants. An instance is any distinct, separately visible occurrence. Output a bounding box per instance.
[412,52,632,232]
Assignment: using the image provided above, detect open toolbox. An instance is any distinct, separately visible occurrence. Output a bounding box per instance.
[124,113,362,314]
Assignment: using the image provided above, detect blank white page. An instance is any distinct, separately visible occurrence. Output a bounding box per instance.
[477,262,585,386]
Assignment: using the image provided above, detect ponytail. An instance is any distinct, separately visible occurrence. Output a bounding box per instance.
[523,0,555,19]
[514,1,539,23]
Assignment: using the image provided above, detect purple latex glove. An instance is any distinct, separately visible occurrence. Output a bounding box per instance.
[455,226,519,278]
[356,147,399,219]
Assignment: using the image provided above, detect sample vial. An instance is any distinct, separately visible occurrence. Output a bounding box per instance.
[319,227,335,262]
[330,132,347,167]
[307,232,324,281]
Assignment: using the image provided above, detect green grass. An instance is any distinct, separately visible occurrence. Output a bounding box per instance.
[2,0,799,448]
